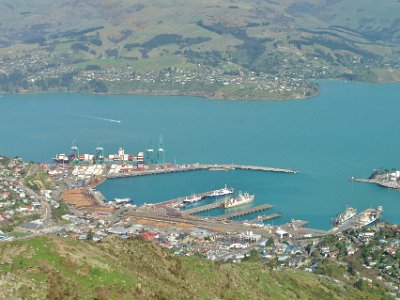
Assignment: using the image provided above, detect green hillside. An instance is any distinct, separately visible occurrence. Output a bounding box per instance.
[0,0,399,98]
[0,236,390,299]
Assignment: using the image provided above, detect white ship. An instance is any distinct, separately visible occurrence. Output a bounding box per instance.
[357,206,383,227]
[221,192,254,208]
[183,194,202,204]
[205,185,234,198]
[113,197,132,204]
[332,206,357,227]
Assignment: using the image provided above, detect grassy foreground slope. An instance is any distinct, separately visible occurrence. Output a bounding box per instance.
[0,236,388,300]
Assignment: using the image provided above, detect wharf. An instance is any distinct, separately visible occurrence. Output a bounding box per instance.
[248,213,282,223]
[216,204,273,220]
[183,201,224,215]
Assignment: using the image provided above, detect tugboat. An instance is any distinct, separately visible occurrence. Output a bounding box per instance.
[332,206,357,227]
[221,192,254,208]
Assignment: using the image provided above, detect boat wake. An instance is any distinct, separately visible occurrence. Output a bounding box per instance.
[89,116,122,123]
[64,112,122,123]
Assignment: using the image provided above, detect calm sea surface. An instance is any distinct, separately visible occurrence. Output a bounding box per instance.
[0,81,399,229]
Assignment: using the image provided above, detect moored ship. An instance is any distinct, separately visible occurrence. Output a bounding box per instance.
[183,194,202,204]
[205,185,234,198]
[221,192,254,208]
[332,206,357,227]
[112,197,132,204]
[357,206,383,227]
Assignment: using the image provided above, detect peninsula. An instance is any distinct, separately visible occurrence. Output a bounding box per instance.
[1,1,399,100]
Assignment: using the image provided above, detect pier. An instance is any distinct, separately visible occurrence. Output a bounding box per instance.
[183,201,224,215]
[216,204,273,220]
[248,213,282,223]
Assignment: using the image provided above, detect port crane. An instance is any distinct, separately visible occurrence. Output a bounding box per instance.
[157,135,165,164]
[69,140,79,165]
[94,146,104,164]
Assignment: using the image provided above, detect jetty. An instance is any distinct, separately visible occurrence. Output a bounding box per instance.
[216,204,273,220]
[248,213,282,223]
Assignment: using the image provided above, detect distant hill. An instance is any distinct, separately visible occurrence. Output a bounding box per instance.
[0,236,388,299]
[0,0,399,98]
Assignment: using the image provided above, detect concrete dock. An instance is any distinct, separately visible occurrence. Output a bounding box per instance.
[216,204,273,220]
[183,201,224,215]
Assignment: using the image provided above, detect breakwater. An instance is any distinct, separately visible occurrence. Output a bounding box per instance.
[106,163,298,180]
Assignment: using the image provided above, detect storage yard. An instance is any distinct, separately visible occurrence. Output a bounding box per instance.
[62,189,114,212]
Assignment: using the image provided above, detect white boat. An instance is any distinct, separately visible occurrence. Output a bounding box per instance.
[332,206,357,227]
[205,185,234,198]
[183,194,202,204]
[113,197,132,204]
[221,192,254,208]
[357,206,383,227]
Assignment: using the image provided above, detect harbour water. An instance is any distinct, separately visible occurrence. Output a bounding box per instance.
[0,81,399,229]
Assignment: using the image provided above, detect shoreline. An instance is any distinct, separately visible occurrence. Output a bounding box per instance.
[0,87,319,101]
[2,78,400,101]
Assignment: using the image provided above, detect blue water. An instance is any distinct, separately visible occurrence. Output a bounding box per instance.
[0,81,399,229]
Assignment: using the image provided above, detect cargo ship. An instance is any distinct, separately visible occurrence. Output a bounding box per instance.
[357,206,383,227]
[183,194,202,204]
[221,192,254,208]
[332,206,357,227]
[205,185,234,198]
